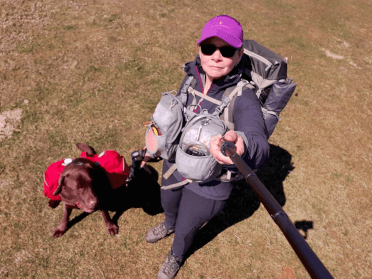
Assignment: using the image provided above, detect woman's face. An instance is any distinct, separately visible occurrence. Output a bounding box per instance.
[199,36,243,82]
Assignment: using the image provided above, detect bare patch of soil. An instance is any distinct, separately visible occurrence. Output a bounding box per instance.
[0,108,22,142]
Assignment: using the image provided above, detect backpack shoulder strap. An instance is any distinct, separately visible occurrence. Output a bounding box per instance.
[221,79,254,130]
[179,76,197,106]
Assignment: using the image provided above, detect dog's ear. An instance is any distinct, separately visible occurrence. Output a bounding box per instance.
[76,143,96,156]
[53,175,64,196]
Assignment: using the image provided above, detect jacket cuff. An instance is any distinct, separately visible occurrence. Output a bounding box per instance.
[234,131,248,158]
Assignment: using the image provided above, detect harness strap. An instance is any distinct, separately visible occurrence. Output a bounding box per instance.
[180,76,195,105]
[250,72,276,99]
[244,48,273,71]
[162,78,252,188]
[222,80,252,130]
[223,84,242,130]
[261,107,280,120]
[188,87,222,105]
[188,88,204,111]
[212,96,230,117]
[186,81,232,118]
[44,173,49,188]
[161,179,192,190]
[163,163,178,179]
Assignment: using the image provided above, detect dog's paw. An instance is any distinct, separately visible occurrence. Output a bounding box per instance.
[107,223,119,235]
[53,224,67,238]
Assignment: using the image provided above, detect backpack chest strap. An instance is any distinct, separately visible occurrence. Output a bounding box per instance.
[188,86,221,106]
[187,86,231,117]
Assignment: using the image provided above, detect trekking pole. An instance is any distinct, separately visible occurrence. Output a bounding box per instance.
[221,141,334,279]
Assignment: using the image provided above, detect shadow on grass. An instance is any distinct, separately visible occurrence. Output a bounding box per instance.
[187,144,294,258]
[66,166,163,233]
[294,220,313,240]
[111,165,164,218]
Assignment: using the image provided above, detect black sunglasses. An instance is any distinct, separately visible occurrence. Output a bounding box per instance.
[200,44,238,58]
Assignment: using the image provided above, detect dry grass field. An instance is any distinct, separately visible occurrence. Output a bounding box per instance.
[1,0,371,278]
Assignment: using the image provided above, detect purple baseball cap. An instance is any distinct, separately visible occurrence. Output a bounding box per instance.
[197,15,243,48]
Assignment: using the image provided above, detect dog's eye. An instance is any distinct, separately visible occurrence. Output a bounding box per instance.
[77,182,88,189]
[77,179,93,189]
[77,176,92,187]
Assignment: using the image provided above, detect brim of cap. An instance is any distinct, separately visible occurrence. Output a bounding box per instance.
[197,29,242,49]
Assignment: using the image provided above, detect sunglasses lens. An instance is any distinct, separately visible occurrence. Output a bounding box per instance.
[200,44,237,58]
[200,44,216,55]
[220,46,237,58]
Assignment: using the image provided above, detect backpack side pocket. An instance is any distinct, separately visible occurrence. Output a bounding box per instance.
[145,91,184,160]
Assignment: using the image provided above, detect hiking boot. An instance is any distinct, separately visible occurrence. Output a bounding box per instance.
[157,252,182,279]
[146,222,174,243]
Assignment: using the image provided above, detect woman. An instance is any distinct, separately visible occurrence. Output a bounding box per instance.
[142,15,270,279]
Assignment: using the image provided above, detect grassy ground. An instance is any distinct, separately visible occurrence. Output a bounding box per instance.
[1,0,371,278]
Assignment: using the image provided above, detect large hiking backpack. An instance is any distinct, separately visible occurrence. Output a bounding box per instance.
[234,39,296,136]
[145,40,296,188]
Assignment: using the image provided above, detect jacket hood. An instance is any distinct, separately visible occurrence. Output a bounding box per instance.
[182,55,245,90]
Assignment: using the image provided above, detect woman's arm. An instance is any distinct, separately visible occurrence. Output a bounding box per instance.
[210,87,270,170]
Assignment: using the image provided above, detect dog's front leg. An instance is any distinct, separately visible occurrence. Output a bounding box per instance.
[53,205,73,238]
[101,210,118,235]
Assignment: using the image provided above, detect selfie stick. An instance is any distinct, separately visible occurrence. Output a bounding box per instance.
[221,141,334,279]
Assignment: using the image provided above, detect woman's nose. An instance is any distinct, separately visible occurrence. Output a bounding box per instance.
[211,49,223,61]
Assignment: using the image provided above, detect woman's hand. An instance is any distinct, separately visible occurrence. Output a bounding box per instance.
[209,131,245,165]
[140,152,152,168]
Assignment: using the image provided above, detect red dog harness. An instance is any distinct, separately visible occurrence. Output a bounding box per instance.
[44,150,130,201]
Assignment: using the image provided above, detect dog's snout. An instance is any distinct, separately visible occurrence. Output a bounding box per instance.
[89,199,97,206]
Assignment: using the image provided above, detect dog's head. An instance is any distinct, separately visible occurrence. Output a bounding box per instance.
[53,158,102,213]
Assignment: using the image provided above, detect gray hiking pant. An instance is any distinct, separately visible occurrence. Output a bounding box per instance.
[161,186,226,259]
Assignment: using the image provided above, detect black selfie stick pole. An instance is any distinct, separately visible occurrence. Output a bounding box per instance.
[221,141,333,279]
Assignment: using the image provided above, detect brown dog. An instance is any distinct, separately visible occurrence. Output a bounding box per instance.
[50,143,125,238]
